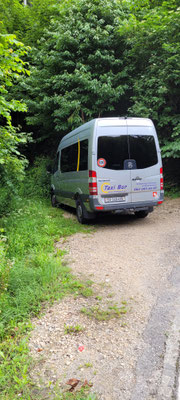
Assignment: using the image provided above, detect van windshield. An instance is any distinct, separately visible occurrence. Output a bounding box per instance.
[98,134,158,170]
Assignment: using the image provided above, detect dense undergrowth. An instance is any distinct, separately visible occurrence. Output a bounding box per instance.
[0,160,94,400]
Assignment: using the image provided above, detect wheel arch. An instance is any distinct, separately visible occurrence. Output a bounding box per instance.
[50,184,56,194]
[74,189,83,201]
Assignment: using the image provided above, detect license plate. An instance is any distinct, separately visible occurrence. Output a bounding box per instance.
[104,197,126,203]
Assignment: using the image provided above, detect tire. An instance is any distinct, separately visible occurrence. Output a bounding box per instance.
[135,210,149,218]
[51,192,58,207]
[76,198,86,224]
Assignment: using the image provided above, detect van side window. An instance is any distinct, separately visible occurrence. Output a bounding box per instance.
[61,143,78,172]
[61,140,88,173]
[53,152,59,173]
[79,139,88,171]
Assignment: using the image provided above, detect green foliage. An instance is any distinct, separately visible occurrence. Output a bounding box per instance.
[23,0,60,46]
[64,323,85,334]
[0,329,96,399]
[0,33,29,122]
[0,160,92,398]
[20,157,51,198]
[0,0,28,38]
[17,0,179,167]
[81,302,127,321]
[0,326,32,400]
[0,0,179,171]
[65,391,96,400]
[0,187,12,216]
[0,0,58,45]
[0,33,30,205]
[48,389,97,400]
[24,0,129,149]
[118,1,180,158]
[0,195,90,339]
[1,0,179,168]
[0,231,11,296]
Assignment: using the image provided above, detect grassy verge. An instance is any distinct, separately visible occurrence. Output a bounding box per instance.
[0,162,95,399]
[164,186,180,199]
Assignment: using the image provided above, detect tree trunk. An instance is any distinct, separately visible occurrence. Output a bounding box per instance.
[81,110,85,123]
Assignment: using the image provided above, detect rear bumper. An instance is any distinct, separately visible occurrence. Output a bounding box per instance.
[88,192,164,213]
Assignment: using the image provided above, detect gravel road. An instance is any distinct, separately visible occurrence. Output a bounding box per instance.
[29,198,180,399]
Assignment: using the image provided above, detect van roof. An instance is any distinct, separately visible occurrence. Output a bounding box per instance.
[97,117,153,127]
[59,117,154,147]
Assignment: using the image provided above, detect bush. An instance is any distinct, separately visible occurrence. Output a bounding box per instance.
[0,156,52,219]
[0,186,12,217]
[0,234,11,296]
[19,157,51,199]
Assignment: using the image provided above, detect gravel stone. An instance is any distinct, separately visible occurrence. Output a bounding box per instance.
[29,198,180,399]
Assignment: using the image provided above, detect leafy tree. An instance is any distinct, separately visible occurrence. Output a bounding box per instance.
[119,0,180,158]
[24,0,61,46]
[2,0,179,168]
[0,0,59,45]
[0,0,28,39]
[0,33,30,191]
[23,0,130,151]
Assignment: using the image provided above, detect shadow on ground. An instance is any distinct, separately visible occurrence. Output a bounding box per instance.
[59,204,150,227]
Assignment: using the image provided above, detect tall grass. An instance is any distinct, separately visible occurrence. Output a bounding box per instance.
[0,158,93,399]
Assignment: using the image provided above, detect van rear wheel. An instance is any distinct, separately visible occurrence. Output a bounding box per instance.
[135,210,149,218]
[51,192,58,207]
[76,198,86,224]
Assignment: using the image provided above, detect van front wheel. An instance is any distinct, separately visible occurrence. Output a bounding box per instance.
[76,199,86,224]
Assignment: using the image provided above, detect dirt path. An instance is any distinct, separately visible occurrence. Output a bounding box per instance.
[29,198,180,399]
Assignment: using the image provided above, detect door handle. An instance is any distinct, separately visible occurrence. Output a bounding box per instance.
[132,177,142,181]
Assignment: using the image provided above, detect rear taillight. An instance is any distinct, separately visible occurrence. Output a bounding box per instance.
[89,170,98,195]
[160,167,164,190]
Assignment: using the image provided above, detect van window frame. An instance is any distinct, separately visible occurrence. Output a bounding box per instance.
[97,133,158,171]
[53,151,60,173]
[60,138,89,173]
[61,142,78,173]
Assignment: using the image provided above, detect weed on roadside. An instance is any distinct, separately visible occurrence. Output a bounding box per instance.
[95,296,102,301]
[164,186,180,199]
[106,293,114,298]
[0,198,91,339]
[64,324,85,335]
[79,287,93,298]
[49,387,97,400]
[7,382,97,400]
[24,377,97,400]
[78,363,93,369]
[0,194,92,399]
[54,391,97,400]
[81,302,128,321]
[0,326,32,400]
[84,363,93,369]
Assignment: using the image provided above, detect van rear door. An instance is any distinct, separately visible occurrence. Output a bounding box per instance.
[128,127,160,203]
[95,124,160,206]
[96,127,132,205]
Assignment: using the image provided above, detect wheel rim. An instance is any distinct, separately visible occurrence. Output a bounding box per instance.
[77,204,82,221]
